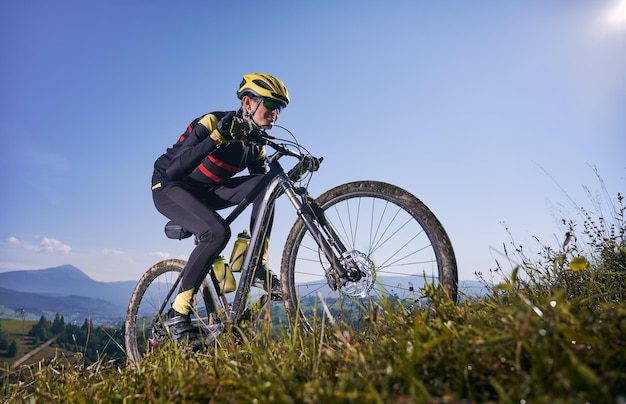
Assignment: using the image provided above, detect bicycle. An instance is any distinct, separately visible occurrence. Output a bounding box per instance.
[125,127,458,364]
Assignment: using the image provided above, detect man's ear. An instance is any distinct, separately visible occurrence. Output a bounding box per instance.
[242,95,253,113]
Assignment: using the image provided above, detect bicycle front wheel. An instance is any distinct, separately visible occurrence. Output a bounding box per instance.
[125,259,216,364]
[281,181,457,328]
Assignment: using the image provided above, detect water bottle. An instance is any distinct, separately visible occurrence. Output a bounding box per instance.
[213,256,236,293]
[229,230,250,272]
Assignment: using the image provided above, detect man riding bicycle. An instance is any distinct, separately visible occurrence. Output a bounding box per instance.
[151,73,289,343]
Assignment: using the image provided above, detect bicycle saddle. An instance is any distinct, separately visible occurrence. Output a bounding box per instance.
[164,220,193,240]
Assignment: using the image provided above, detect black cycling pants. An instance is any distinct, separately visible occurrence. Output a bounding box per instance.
[152,174,272,293]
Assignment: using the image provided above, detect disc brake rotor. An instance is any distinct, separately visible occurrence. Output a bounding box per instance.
[339,250,375,298]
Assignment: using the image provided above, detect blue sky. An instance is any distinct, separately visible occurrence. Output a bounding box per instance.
[1,1,624,282]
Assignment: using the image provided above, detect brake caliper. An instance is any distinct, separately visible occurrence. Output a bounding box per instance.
[338,251,375,298]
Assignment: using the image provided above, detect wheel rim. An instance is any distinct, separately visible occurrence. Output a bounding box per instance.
[126,262,215,362]
[286,189,453,327]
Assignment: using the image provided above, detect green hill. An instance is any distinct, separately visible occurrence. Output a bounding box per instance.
[1,194,624,402]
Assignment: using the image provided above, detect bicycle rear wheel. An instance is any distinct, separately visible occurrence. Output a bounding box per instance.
[125,259,218,364]
[281,181,457,329]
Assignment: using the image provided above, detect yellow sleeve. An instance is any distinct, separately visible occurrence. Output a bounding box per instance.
[197,114,219,132]
[256,146,267,160]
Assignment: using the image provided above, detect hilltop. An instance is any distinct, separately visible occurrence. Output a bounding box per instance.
[0,265,136,325]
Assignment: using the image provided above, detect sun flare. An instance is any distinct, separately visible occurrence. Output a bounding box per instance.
[609,0,626,25]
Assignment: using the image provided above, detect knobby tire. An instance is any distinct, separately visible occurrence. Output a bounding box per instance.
[280,180,457,329]
[124,259,213,364]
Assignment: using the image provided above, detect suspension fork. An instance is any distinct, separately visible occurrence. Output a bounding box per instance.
[282,181,360,281]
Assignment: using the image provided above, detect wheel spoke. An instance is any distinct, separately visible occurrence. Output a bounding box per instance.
[282,181,457,330]
[125,260,216,363]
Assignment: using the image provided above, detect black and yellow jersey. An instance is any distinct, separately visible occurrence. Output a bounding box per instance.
[152,110,267,188]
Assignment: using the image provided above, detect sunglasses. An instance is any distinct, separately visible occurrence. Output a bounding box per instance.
[260,97,284,112]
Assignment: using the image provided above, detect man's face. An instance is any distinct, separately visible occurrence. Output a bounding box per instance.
[246,96,282,128]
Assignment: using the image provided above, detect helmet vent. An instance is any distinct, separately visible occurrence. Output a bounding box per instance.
[252,79,272,91]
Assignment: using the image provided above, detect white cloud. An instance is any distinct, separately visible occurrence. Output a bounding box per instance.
[8,237,39,252]
[40,237,71,254]
[103,248,125,257]
[149,251,171,260]
[8,236,71,254]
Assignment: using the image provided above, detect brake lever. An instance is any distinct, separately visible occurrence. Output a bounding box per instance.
[245,128,267,145]
[302,155,323,172]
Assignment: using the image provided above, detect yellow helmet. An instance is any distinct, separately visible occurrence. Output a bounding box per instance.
[237,73,289,108]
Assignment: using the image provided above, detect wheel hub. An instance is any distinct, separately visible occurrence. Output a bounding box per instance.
[339,250,375,298]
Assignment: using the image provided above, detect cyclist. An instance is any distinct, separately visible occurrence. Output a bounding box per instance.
[151,73,289,343]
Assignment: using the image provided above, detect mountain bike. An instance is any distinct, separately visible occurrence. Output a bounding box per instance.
[125,127,458,364]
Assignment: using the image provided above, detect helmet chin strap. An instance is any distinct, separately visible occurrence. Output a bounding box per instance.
[245,99,273,129]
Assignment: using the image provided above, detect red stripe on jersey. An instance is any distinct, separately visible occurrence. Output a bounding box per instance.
[208,155,243,173]
[198,164,224,182]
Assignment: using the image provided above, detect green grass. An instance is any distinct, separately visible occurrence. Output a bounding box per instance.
[2,290,624,403]
[2,192,625,403]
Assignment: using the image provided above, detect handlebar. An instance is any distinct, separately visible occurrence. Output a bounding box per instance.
[246,128,323,179]
[247,129,296,156]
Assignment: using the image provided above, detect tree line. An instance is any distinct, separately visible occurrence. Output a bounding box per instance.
[0,323,18,358]
[27,314,125,364]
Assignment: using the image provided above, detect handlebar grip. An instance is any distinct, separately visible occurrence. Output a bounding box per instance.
[246,128,265,144]
[302,155,322,172]
[288,155,323,181]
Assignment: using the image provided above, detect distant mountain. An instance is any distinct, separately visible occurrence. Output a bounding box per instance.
[0,287,122,323]
[0,264,136,304]
[0,265,488,325]
[0,265,136,325]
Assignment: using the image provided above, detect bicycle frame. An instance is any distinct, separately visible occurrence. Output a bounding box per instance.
[227,137,358,323]
[127,130,459,363]
[159,134,352,325]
